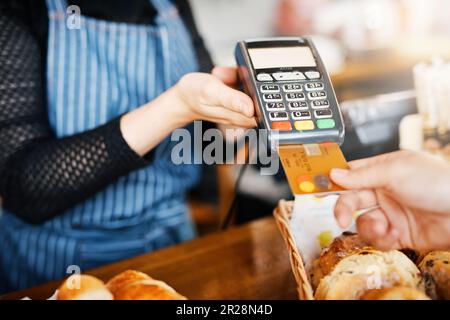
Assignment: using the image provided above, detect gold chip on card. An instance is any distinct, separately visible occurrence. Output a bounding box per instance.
[278,142,349,195]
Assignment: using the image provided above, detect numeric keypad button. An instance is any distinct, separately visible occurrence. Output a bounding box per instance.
[260,84,280,93]
[314,109,332,118]
[291,111,311,120]
[286,92,305,101]
[282,84,302,92]
[263,93,282,102]
[311,100,330,109]
[266,102,285,110]
[307,91,327,100]
[288,101,308,110]
[304,82,324,91]
[269,111,288,121]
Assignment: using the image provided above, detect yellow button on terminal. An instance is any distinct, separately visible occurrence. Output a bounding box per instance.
[294,120,315,131]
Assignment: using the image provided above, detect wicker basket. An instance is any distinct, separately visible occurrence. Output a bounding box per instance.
[273,199,315,300]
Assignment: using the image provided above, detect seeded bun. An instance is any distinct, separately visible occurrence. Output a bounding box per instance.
[419,251,450,300]
[315,249,423,300]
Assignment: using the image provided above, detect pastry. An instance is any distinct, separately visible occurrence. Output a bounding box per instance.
[361,286,430,300]
[419,251,450,300]
[309,232,370,289]
[107,270,186,300]
[106,269,150,294]
[315,249,423,300]
[309,258,324,290]
[57,274,113,300]
[317,232,370,277]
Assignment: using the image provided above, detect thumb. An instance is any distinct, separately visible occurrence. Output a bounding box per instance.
[330,164,388,190]
[203,78,254,118]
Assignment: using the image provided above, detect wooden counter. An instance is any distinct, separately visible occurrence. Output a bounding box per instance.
[0,217,297,300]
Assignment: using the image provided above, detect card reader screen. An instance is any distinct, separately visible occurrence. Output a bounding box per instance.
[248,47,316,69]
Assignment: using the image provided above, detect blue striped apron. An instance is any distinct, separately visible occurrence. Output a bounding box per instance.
[0,0,201,293]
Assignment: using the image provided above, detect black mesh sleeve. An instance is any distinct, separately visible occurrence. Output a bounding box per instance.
[0,6,153,224]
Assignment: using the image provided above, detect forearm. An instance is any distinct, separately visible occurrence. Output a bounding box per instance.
[1,117,150,223]
[120,87,191,156]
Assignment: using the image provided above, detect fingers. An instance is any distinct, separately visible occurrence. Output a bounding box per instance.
[356,209,390,246]
[203,78,255,118]
[358,211,402,251]
[334,190,378,228]
[332,151,424,251]
[346,152,393,170]
[335,189,403,250]
[211,66,238,86]
[201,106,256,128]
[330,151,410,190]
[330,162,389,190]
[371,228,402,251]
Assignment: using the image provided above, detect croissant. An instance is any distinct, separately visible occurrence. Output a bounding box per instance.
[106,270,186,300]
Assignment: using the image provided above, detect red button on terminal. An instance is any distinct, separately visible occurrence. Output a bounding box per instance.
[271,121,292,131]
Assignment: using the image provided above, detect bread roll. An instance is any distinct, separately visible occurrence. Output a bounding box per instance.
[107,270,186,300]
[57,274,113,300]
[419,251,450,300]
[361,287,430,300]
[315,249,423,300]
[318,232,370,277]
[309,232,370,289]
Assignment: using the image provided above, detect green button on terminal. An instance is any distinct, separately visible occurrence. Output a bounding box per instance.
[316,119,335,129]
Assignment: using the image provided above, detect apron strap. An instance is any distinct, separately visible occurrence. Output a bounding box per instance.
[151,0,179,23]
[46,0,67,12]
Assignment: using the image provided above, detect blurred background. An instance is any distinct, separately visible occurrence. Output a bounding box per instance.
[187,0,450,234]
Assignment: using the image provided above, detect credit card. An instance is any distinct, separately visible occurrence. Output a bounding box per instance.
[278,142,349,195]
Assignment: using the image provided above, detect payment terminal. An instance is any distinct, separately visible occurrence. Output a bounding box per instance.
[235,38,348,195]
[235,37,345,151]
